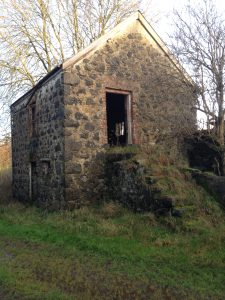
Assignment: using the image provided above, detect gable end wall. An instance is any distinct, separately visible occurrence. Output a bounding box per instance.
[63,21,196,207]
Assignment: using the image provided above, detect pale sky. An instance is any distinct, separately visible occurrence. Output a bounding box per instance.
[146,0,225,40]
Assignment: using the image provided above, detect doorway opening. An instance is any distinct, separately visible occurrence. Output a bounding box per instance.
[106,91,132,146]
[29,161,37,200]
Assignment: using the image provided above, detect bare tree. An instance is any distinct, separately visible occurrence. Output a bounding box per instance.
[0,0,159,137]
[0,0,145,86]
[170,0,225,146]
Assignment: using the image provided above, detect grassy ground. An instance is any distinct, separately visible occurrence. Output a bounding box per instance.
[0,200,224,300]
[0,145,225,299]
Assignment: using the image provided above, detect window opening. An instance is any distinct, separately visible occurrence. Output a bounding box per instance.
[106,91,132,146]
[30,104,36,136]
[41,160,51,175]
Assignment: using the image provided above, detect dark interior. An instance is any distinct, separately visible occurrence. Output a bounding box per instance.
[31,161,37,201]
[106,92,127,146]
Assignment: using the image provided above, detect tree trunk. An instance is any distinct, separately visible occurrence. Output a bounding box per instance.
[217,115,224,146]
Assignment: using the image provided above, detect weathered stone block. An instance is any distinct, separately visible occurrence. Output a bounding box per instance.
[65,98,82,105]
[80,132,89,139]
[64,73,80,86]
[65,119,80,128]
[86,98,95,105]
[75,112,87,120]
[84,122,95,131]
[85,79,93,86]
[66,140,82,152]
[66,163,82,174]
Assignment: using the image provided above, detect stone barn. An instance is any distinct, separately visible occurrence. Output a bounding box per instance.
[11,12,196,209]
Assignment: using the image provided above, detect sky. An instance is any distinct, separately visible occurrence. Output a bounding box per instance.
[146,0,225,40]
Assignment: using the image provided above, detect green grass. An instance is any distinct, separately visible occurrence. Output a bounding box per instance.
[0,145,225,299]
[0,201,224,300]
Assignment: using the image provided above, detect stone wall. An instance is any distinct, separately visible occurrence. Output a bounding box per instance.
[64,20,196,206]
[11,71,65,209]
[104,151,173,214]
[11,105,30,201]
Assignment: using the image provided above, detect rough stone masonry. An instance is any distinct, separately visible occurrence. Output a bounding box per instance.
[11,12,196,210]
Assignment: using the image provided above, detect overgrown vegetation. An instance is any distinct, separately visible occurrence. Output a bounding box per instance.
[0,145,225,299]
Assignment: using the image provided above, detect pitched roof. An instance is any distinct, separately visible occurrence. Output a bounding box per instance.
[11,11,194,109]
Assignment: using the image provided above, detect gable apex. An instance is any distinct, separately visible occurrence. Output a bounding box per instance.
[62,11,141,69]
[62,11,194,85]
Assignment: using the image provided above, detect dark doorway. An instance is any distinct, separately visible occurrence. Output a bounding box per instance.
[30,161,37,201]
[106,92,132,146]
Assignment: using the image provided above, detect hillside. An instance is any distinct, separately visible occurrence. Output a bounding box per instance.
[0,145,224,299]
